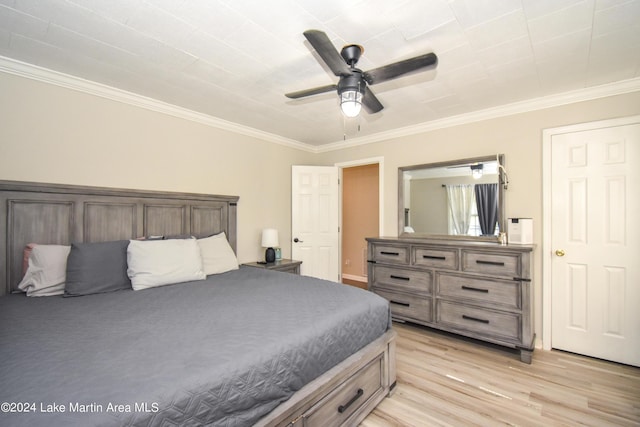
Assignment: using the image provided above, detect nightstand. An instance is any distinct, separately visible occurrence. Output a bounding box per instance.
[242,259,302,275]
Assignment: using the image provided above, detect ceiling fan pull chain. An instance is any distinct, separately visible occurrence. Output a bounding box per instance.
[343,114,347,141]
[357,87,361,133]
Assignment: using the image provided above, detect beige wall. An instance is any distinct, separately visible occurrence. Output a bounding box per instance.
[3,69,640,346]
[409,177,448,233]
[317,91,640,346]
[0,72,315,263]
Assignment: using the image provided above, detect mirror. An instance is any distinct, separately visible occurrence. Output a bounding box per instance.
[398,155,506,240]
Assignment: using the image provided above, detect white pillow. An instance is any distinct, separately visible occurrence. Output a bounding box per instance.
[18,244,71,297]
[127,238,206,291]
[197,232,239,275]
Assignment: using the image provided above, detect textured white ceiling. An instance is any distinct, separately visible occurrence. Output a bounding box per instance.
[1,0,639,146]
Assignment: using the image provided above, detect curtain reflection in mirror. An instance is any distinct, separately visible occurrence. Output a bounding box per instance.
[446,184,474,235]
[445,183,499,236]
[475,183,499,236]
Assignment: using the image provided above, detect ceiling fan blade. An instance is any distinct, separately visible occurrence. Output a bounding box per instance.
[285,84,337,99]
[362,86,383,114]
[303,30,351,77]
[363,52,438,85]
[448,163,480,168]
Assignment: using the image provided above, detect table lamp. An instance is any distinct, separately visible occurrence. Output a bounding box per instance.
[261,228,279,263]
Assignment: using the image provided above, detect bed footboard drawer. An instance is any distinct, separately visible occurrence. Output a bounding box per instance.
[302,355,383,427]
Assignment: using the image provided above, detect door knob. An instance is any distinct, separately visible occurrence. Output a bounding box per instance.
[555,249,565,257]
[294,238,303,243]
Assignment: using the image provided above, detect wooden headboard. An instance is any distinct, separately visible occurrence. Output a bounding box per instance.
[0,180,239,296]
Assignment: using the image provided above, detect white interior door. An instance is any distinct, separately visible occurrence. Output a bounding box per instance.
[292,166,339,281]
[550,122,640,366]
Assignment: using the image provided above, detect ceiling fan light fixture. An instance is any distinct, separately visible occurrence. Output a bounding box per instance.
[470,164,484,180]
[340,89,362,117]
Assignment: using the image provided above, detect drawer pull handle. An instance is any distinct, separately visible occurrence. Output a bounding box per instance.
[390,300,410,307]
[461,285,489,293]
[390,275,410,281]
[462,314,490,324]
[423,255,446,260]
[476,260,505,266]
[380,251,400,256]
[338,388,364,413]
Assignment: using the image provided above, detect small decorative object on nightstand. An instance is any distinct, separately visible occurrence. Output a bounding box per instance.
[261,228,279,263]
[243,259,302,275]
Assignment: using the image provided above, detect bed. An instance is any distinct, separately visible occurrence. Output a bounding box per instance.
[0,180,396,427]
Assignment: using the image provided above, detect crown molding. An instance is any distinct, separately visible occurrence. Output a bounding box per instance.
[2,55,639,155]
[315,77,640,153]
[0,56,314,153]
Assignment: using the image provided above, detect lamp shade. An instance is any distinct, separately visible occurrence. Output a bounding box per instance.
[261,228,279,248]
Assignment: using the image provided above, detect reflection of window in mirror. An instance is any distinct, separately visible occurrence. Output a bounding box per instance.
[445,185,499,236]
[401,155,504,238]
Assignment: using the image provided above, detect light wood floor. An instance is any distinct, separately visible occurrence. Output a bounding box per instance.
[361,322,640,427]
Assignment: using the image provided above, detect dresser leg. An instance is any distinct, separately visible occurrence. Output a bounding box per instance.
[387,381,397,397]
[519,348,533,364]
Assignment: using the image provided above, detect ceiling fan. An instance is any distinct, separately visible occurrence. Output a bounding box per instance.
[285,30,438,118]
[448,162,485,179]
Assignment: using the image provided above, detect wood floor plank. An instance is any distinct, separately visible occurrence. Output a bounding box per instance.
[361,323,640,426]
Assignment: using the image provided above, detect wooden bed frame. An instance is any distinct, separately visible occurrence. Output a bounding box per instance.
[0,180,396,426]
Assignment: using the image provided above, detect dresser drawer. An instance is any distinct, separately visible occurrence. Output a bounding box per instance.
[461,250,521,278]
[438,273,520,309]
[413,246,458,270]
[303,355,383,427]
[371,265,432,295]
[436,300,520,341]
[374,288,432,323]
[371,244,410,265]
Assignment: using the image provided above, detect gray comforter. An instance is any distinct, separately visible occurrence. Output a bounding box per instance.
[0,267,390,426]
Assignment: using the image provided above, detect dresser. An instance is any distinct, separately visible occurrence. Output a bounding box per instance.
[367,237,535,363]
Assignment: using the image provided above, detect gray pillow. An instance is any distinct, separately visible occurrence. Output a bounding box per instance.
[64,240,132,297]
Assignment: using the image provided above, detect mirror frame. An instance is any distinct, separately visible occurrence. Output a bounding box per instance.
[398,154,506,241]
